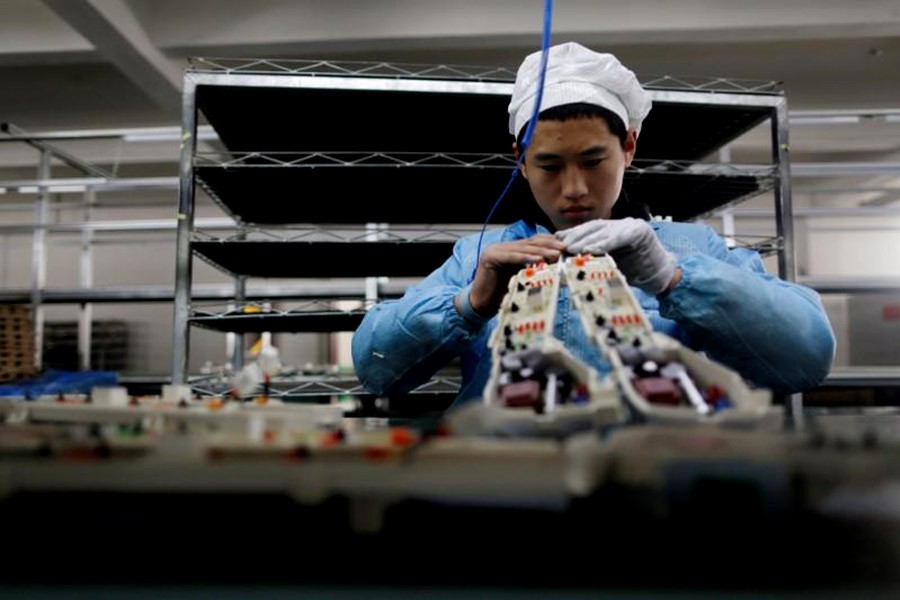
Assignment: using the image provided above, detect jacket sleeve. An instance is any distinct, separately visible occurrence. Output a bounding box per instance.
[658,227,835,394]
[351,238,488,396]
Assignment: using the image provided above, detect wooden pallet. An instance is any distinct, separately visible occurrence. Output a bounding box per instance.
[0,305,36,382]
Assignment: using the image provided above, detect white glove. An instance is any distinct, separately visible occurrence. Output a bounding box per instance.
[556,218,677,295]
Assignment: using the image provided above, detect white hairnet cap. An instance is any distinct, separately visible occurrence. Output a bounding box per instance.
[508,42,652,139]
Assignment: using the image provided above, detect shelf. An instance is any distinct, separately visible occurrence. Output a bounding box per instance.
[823,367,900,387]
[0,282,408,305]
[172,57,791,386]
[196,155,776,225]
[189,372,461,399]
[192,239,456,278]
[797,277,900,294]
[190,60,780,163]
[190,300,370,333]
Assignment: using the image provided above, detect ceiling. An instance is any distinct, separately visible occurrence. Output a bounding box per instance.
[0,0,899,208]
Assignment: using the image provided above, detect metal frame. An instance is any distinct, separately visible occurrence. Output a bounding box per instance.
[0,281,409,305]
[78,186,95,371]
[191,299,372,323]
[30,150,50,371]
[189,371,462,399]
[172,73,198,383]
[168,61,792,388]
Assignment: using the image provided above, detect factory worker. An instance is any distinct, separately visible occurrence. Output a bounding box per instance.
[352,42,835,406]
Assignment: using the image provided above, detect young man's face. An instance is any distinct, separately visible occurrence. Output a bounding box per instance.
[519,116,637,230]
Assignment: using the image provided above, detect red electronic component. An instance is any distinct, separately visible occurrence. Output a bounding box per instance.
[364,447,391,461]
[321,430,344,447]
[390,427,416,447]
[633,377,682,406]
[500,379,542,408]
[705,385,725,402]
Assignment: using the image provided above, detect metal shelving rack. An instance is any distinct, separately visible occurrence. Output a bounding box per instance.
[172,58,796,398]
[0,120,185,373]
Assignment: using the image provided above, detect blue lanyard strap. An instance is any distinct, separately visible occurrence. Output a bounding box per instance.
[469,0,554,283]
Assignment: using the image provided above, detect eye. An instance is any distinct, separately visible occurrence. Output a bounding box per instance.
[539,164,561,172]
[583,158,603,168]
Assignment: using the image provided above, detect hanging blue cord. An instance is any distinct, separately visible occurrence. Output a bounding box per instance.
[469,0,554,283]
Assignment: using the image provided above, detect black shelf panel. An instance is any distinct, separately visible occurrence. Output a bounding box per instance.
[196,164,533,225]
[639,103,771,164]
[192,240,454,278]
[197,85,511,155]
[627,168,773,222]
[197,163,771,225]
[196,84,773,162]
[190,311,365,333]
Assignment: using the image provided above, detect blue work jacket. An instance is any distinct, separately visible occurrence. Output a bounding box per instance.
[352,219,835,405]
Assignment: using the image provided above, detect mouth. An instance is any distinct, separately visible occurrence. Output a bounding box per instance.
[561,206,591,216]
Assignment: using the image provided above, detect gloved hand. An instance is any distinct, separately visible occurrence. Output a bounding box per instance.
[556,218,677,295]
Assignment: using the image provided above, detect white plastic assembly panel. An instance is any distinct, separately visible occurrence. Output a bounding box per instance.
[477,253,773,432]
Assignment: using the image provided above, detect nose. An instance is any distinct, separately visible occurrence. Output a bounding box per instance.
[561,166,588,199]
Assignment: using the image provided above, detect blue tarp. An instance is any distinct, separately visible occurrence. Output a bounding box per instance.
[0,369,118,398]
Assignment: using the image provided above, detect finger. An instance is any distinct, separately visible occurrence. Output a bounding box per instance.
[559,230,611,253]
[556,222,610,247]
[529,233,568,249]
[486,248,561,268]
[516,241,567,260]
[515,241,567,257]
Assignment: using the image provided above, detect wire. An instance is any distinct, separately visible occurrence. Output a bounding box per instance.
[469,0,554,283]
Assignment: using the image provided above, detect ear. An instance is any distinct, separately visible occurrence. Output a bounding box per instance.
[623,128,638,168]
[513,142,529,180]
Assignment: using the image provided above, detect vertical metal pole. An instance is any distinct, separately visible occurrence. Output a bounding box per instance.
[225,308,236,372]
[717,146,736,248]
[771,98,795,282]
[31,150,50,372]
[771,97,802,422]
[172,75,197,384]
[721,211,736,249]
[233,275,246,369]
[78,186,95,371]
[364,223,381,303]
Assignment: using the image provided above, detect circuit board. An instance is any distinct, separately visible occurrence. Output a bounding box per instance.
[482,252,773,428]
